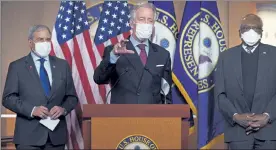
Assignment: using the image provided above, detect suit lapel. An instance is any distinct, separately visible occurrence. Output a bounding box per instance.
[145,41,158,73]
[48,56,60,100]
[234,45,244,91]
[254,44,268,98]
[25,53,46,97]
[124,40,144,79]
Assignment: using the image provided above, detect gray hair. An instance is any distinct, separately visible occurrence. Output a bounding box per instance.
[28,25,51,40]
[130,2,157,21]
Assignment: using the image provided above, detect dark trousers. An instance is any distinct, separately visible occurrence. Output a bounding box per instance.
[15,136,65,150]
[228,138,276,149]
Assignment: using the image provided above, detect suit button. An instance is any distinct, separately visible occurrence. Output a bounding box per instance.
[137,92,140,96]
[241,93,244,96]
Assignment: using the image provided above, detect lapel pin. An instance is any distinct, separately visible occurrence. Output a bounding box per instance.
[53,66,56,68]
[263,52,267,54]
[29,66,32,69]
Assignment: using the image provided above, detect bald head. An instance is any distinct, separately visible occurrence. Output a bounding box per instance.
[240,14,263,34]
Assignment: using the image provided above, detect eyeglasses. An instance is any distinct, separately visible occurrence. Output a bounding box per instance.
[240,25,263,33]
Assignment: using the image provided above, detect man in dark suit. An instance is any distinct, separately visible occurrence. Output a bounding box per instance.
[215,14,276,149]
[94,2,172,104]
[2,25,78,150]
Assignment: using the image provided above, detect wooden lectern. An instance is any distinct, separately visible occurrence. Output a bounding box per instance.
[82,104,190,149]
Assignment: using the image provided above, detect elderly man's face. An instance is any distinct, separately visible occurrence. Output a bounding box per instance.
[240,14,263,46]
[29,29,51,50]
[134,7,154,24]
[240,14,263,35]
[131,7,155,40]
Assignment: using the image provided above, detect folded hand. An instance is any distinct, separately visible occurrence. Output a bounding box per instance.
[233,113,255,128]
[245,114,270,135]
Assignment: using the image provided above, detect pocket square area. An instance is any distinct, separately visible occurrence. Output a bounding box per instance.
[156,64,164,67]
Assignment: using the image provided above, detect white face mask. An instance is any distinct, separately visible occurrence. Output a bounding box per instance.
[33,42,51,57]
[241,29,261,46]
[135,23,153,40]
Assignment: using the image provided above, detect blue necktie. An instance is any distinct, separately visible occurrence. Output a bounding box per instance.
[38,58,51,96]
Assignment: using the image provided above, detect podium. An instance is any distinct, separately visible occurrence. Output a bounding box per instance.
[82,104,190,149]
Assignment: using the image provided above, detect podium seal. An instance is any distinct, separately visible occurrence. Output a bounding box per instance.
[116,134,158,150]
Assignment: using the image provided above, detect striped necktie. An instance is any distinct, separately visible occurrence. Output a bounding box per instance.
[137,44,147,65]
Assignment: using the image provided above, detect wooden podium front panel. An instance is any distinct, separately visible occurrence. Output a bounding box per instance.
[91,117,181,149]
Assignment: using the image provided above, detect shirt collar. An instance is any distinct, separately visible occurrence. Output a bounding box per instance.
[130,35,149,48]
[242,44,259,53]
[31,51,49,61]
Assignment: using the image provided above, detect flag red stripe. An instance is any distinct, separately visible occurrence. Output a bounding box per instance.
[70,115,80,150]
[72,38,95,104]
[96,43,105,57]
[111,36,119,44]
[123,32,131,39]
[83,31,107,102]
[83,31,97,69]
[60,43,73,67]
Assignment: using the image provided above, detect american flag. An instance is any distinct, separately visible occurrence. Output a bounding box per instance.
[94,1,131,54]
[51,1,110,149]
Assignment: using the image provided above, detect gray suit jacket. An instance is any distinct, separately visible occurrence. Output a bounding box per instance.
[215,43,276,142]
[93,39,172,104]
[2,53,78,146]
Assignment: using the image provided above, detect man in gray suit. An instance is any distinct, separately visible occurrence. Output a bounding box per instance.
[94,2,172,104]
[215,14,276,149]
[2,25,78,150]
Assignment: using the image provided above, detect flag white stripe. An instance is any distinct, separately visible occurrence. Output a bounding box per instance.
[65,42,85,149]
[76,34,103,104]
[65,115,73,149]
[70,110,84,149]
[104,39,112,47]
[92,43,111,103]
[72,58,88,110]
[92,43,102,66]
[64,42,84,149]
[66,39,88,107]
[117,34,124,42]
[52,29,65,60]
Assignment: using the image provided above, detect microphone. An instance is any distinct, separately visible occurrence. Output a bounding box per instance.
[105,68,129,104]
[144,67,168,104]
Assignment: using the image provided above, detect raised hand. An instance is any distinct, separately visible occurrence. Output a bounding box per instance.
[113,40,134,55]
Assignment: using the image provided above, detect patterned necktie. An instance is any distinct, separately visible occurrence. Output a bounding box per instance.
[137,44,147,65]
[246,46,253,54]
[38,58,51,96]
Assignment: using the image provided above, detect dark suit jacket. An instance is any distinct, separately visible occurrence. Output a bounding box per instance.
[215,43,276,142]
[2,53,78,146]
[93,39,172,104]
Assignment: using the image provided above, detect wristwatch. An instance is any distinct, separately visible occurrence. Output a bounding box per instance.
[263,113,272,124]
[63,108,67,116]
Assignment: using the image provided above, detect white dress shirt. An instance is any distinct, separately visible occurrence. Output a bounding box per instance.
[30,52,53,117]
[31,52,53,86]
[242,44,259,53]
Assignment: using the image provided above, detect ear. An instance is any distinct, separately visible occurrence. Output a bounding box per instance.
[28,39,34,49]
